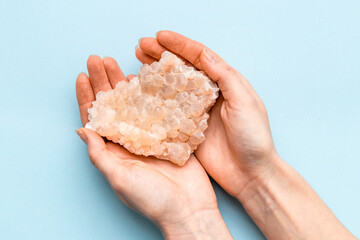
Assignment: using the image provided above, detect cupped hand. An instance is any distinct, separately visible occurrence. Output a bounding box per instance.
[75,56,232,239]
[136,31,277,198]
[136,31,358,240]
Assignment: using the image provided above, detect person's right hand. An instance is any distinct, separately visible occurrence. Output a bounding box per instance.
[137,31,357,240]
[136,31,277,199]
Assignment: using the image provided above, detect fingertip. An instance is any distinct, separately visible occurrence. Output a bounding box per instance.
[135,45,142,56]
[156,30,170,40]
[137,37,167,61]
[135,47,157,65]
[137,37,145,48]
[87,55,102,69]
[81,127,97,136]
[77,72,87,77]
[138,37,154,49]
[76,72,89,86]
[76,128,88,144]
[87,54,112,93]
[155,30,163,38]
[81,128,107,147]
[75,73,92,99]
[103,57,127,88]
[103,56,115,62]
[75,72,94,126]
[103,56,117,69]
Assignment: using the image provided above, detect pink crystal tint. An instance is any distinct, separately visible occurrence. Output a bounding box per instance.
[86,52,219,166]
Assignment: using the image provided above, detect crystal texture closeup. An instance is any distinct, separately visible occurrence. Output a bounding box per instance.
[85,51,219,166]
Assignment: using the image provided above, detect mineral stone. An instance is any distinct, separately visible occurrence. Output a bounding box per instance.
[85,51,219,166]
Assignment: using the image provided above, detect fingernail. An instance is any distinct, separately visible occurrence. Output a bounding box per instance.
[76,129,88,144]
[138,37,144,45]
[202,48,217,64]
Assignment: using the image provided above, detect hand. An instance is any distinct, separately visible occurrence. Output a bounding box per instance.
[136,31,356,240]
[75,56,233,240]
[136,31,276,198]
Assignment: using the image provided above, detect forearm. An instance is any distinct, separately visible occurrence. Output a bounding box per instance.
[159,209,233,240]
[237,154,356,240]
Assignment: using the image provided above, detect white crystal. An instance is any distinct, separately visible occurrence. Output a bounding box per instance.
[86,51,219,166]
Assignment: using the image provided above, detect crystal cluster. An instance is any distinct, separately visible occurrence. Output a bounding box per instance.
[86,51,219,166]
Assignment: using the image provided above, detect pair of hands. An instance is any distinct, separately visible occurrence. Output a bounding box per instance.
[76,31,276,239]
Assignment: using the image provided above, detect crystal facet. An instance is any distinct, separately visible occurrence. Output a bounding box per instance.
[85,51,219,166]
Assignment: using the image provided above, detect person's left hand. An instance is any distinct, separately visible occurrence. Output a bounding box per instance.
[75,55,232,239]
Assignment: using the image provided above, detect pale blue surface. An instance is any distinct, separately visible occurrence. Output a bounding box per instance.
[0,0,359,239]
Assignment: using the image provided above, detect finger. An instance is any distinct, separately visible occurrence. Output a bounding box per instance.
[156,31,206,69]
[127,74,136,81]
[106,141,177,172]
[200,48,253,104]
[106,142,135,159]
[135,46,157,65]
[76,128,118,176]
[138,37,166,60]
[157,31,248,102]
[76,73,94,126]
[103,57,126,88]
[138,37,194,67]
[87,55,112,94]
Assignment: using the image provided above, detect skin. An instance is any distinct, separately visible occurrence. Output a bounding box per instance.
[136,33,276,196]
[76,31,356,239]
[75,56,233,240]
[134,31,356,239]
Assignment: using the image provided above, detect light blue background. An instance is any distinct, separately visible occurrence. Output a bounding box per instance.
[1,0,359,239]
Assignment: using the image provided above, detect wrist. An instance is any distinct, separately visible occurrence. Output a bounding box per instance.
[234,150,283,203]
[234,153,356,240]
[235,153,296,238]
[159,209,233,240]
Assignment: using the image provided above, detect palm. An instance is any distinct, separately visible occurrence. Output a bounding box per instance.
[194,97,242,196]
[135,31,275,197]
[135,36,248,196]
[104,143,217,224]
[76,54,217,225]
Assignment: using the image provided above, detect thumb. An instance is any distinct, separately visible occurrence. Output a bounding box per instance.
[76,128,115,176]
[200,48,249,103]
